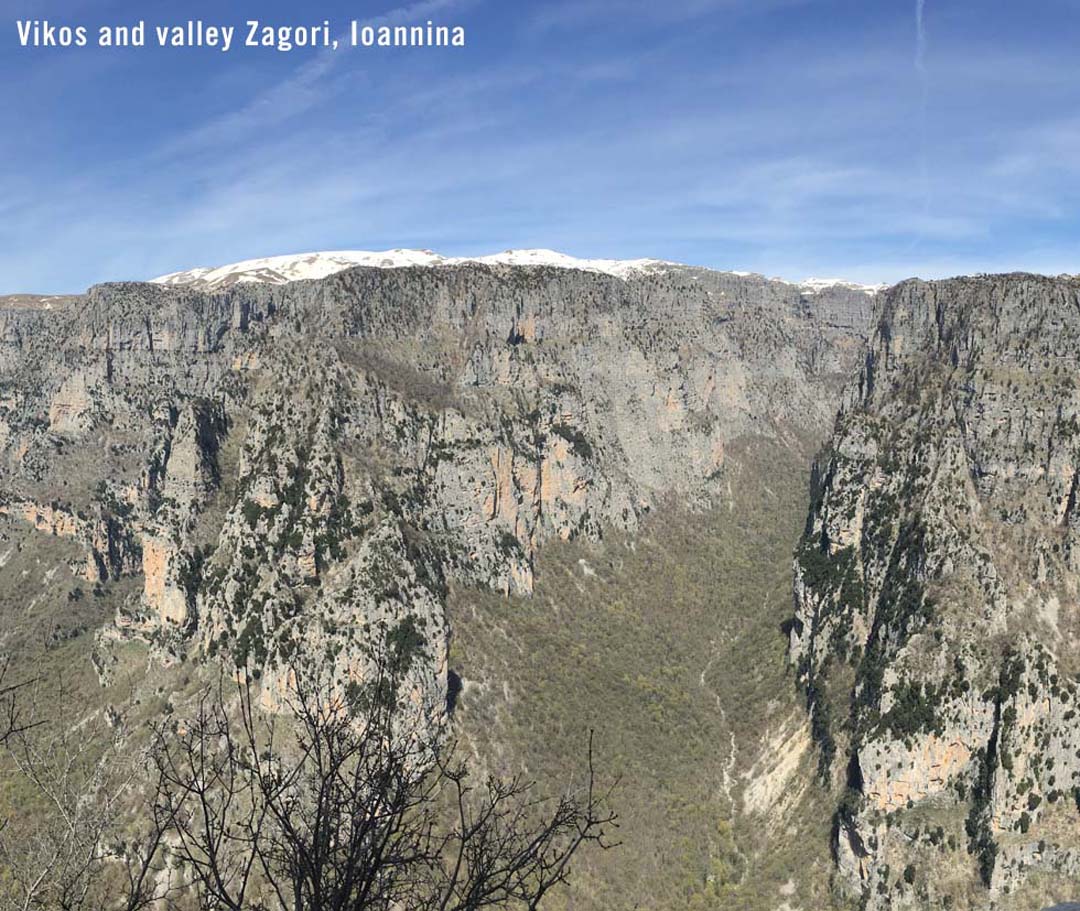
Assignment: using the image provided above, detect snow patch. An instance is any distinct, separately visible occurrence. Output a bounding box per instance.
[151,248,681,290]
[150,248,885,295]
[787,277,887,296]
[151,249,452,290]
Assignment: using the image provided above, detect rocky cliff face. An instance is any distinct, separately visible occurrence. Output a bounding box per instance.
[0,263,870,731]
[13,263,1080,908]
[791,274,1080,908]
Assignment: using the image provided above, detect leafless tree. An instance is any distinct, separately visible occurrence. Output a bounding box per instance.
[0,673,177,911]
[0,656,38,747]
[428,734,614,911]
[1,655,616,911]
[153,664,618,911]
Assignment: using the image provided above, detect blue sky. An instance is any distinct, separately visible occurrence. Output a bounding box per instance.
[3,0,1080,292]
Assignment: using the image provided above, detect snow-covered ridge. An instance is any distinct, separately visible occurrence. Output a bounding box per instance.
[790,277,889,296]
[150,248,884,295]
[150,249,677,290]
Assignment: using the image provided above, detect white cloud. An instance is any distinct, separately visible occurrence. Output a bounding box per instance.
[159,0,478,158]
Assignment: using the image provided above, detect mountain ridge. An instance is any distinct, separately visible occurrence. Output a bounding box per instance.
[0,262,875,909]
[5,264,1079,908]
[148,247,888,296]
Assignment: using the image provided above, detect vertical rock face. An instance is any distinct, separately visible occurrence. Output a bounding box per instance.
[791,274,1080,907]
[0,264,870,724]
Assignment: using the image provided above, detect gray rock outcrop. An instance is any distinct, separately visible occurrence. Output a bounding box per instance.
[791,274,1080,907]
[0,263,871,725]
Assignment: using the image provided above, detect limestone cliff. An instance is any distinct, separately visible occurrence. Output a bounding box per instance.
[791,274,1080,908]
[0,263,870,727]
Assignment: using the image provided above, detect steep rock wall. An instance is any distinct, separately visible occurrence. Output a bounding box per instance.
[1,264,871,725]
[791,274,1080,907]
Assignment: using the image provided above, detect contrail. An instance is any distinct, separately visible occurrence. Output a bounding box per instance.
[907,0,930,254]
[915,0,927,77]
[914,0,928,152]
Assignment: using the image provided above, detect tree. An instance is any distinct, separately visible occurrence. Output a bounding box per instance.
[0,673,175,911]
[153,663,617,910]
[0,655,616,911]
[0,657,37,747]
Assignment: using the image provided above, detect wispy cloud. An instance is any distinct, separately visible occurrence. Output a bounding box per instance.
[3,0,1080,292]
[529,0,808,32]
[160,0,477,158]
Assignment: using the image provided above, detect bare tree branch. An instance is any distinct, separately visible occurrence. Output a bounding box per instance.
[3,650,617,911]
[150,657,617,911]
[0,671,179,911]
